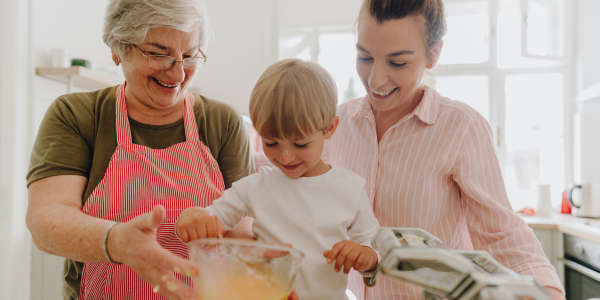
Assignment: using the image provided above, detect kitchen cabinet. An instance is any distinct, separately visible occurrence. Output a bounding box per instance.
[532,228,565,285]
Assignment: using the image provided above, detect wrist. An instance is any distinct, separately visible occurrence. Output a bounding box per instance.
[104,222,123,264]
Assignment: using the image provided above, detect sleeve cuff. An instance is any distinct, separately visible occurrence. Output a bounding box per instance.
[358,239,381,277]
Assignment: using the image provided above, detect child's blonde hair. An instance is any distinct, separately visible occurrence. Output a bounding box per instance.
[249,59,337,140]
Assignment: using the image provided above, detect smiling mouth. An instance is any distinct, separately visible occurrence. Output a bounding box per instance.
[282,163,301,170]
[372,87,398,96]
[152,77,179,88]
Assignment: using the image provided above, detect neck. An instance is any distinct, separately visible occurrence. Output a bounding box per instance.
[124,90,186,126]
[372,88,424,142]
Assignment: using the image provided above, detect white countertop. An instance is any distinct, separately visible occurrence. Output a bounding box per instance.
[523,213,600,244]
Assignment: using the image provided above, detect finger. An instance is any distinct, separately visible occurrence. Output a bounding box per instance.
[215,216,225,237]
[194,223,206,240]
[152,270,198,300]
[132,205,165,232]
[323,250,330,259]
[334,244,353,272]
[186,226,198,241]
[205,216,218,238]
[283,243,293,248]
[288,289,299,300]
[178,228,190,243]
[326,242,345,264]
[343,250,360,274]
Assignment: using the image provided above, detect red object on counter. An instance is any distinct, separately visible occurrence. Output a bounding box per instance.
[561,190,572,214]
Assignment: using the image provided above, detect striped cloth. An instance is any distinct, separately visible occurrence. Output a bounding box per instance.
[323,86,563,299]
[253,85,563,299]
[80,82,225,300]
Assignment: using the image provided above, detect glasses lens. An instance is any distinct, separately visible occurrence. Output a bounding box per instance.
[147,56,173,70]
[183,57,204,70]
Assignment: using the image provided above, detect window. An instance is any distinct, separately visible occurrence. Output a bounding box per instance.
[278,0,573,210]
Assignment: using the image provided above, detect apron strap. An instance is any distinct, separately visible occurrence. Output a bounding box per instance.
[183,92,200,142]
[115,82,132,145]
[115,83,200,145]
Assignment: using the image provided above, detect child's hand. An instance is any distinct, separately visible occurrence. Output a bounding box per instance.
[175,207,224,242]
[323,241,378,274]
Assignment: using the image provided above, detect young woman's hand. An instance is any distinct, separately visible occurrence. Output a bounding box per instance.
[175,207,224,242]
[323,241,378,274]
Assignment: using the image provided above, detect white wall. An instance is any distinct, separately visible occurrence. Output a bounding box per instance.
[0,0,34,299]
[193,0,276,114]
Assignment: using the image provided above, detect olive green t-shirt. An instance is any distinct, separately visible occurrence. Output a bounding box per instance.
[26,85,255,300]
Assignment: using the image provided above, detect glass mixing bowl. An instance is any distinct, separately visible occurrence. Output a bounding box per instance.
[189,239,304,300]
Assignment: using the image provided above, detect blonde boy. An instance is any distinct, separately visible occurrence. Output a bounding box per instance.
[176,59,380,300]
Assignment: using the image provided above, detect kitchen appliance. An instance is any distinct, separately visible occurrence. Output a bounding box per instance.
[568,183,600,218]
[188,239,303,300]
[365,228,550,300]
[563,234,600,300]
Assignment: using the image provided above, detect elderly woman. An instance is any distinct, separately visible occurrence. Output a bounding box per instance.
[25,1,270,299]
[324,0,566,299]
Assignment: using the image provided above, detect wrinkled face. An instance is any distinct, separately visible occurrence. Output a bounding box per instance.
[356,14,436,113]
[115,27,201,109]
[262,118,338,178]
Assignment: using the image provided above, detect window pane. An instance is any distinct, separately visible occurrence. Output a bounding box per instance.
[318,32,366,104]
[504,73,564,210]
[438,0,489,65]
[279,34,312,61]
[497,0,563,68]
[525,0,565,57]
[435,75,489,121]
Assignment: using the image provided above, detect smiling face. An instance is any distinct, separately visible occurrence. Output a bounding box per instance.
[115,27,201,111]
[356,14,439,114]
[262,117,339,178]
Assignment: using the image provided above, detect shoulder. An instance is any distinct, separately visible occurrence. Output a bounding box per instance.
[193,93,244,127]
[433,90,486,127]
[328,165,367,186]
[51,86,118,120]
[337,97,364,118]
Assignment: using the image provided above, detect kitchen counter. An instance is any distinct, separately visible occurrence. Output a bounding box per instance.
[523,213,600,244]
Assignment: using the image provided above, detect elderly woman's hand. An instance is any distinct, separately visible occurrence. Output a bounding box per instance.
[107,205,200,300]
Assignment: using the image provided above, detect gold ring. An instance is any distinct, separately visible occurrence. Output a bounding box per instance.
[152,285,160,294]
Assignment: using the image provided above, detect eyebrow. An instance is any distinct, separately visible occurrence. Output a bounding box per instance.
[356,44,415,57]
[143,43,200,53]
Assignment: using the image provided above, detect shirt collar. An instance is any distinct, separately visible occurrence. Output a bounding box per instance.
[350,85,439,125]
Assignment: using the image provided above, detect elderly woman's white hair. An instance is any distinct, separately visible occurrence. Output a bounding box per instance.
[103,0,213,58]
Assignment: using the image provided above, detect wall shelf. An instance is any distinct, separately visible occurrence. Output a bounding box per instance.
[36,66,121,93]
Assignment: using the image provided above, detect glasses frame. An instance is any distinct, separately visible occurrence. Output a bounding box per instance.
[131,44,207,70]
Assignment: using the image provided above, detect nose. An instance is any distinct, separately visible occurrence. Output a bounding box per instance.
[368,60,388,91]
[164,60,186,82]
[278,148,295,165]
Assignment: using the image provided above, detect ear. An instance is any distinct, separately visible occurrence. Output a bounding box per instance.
[323,116,340,140]
[426,40,443,69]
[111,48,121,65]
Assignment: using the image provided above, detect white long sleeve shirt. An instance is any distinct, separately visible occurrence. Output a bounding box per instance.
[208,165,381,300]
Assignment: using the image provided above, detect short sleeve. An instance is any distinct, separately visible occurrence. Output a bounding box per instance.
[27,97,94,186]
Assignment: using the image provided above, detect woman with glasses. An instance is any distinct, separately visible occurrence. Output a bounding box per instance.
[25,1,291,300]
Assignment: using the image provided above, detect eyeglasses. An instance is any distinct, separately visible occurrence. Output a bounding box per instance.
[132,44,206,70]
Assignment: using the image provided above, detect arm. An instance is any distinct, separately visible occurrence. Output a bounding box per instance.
[454,114,565,298]
[27,175,200,300]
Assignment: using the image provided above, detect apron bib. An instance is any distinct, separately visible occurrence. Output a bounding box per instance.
[80,83,225,300]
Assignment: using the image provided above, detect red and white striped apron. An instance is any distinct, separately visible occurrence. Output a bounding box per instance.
[80,82,225,300]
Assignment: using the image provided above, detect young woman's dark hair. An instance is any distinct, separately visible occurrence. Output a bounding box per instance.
[358,0,447,59]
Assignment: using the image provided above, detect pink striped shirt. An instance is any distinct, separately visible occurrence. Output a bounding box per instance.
[320,86,563,299]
